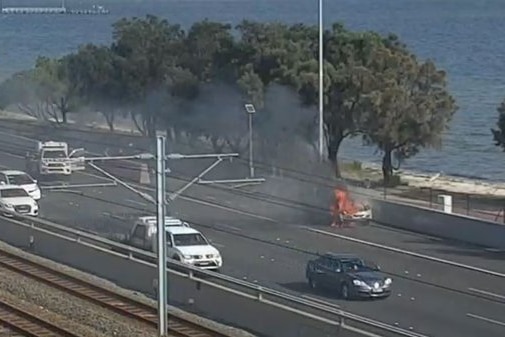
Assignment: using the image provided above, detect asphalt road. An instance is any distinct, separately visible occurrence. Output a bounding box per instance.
[1,149,505,337]
[0,124,505,337]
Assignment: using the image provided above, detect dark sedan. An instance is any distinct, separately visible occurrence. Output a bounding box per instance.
[305,253,392,300]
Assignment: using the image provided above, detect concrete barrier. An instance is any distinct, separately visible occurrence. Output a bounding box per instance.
[371,198,505,249]
[0,216,365,337]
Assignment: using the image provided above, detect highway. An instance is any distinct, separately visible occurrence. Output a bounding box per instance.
[0,131,505,336]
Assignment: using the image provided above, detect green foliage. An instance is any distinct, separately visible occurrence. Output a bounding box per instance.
[0,16,458,184]
[361,45,457,184]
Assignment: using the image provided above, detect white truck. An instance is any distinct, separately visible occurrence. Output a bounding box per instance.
[25,141,85,180]
[122,215,223,270]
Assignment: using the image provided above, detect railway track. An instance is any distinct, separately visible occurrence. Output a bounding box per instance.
[0,297,78,337]
[0,248,229,337]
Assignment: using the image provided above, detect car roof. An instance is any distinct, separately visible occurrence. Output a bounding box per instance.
[0,170,26,176]
[165,226,201,235]
[322,253,361,261]
[137,215,187,226]
[0,184,25,190]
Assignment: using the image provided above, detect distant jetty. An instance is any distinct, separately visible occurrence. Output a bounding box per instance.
[1,5,110,15]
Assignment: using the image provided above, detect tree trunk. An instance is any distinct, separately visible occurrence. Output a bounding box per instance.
[102,110,115,131]
[327,132,344,178]
[59,97,68,124]
[382,147,393,186]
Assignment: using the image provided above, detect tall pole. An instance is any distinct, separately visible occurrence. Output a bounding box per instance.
[318,0,324,161]
[156,136,168,337]
[248,112,255,178]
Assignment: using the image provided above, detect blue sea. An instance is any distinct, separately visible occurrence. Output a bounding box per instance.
[1,0,505,180]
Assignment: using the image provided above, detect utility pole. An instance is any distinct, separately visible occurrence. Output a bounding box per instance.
[156,136,168,337]
[244,104,256,178]
[318,0,324,161]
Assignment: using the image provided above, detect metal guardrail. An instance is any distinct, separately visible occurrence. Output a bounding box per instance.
[0,213,427,337]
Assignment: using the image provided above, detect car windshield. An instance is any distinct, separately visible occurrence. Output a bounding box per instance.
[0,188,29,198]
[172,233,208,246]
[341,259,376,272]
[42,150,67,159]
[7,174,34,185]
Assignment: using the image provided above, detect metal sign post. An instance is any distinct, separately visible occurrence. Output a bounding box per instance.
[318,0,324,161]
[244,103,256,178]
[156,136,168,336]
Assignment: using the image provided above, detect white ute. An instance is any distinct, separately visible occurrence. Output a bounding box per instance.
[125,216,223,270]
[0,184,39,217]
[0,170,41,200]
[25,141,85,180]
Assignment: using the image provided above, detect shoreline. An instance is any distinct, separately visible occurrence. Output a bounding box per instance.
[2,109,505,198]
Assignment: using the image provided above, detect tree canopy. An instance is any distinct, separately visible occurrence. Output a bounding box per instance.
[0,15,458,183]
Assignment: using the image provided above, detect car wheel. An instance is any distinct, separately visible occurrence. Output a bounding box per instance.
[341,283,350,300]
[308,277,317,289]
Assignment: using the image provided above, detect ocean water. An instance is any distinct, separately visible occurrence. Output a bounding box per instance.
[1,0,505,180]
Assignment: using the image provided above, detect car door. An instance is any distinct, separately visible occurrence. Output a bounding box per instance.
[166,234,177,258]
[129,225,147,249]
[309,257,326,285]
[317,257,336,288]
[68,148,86,171]
[328,260,344,290]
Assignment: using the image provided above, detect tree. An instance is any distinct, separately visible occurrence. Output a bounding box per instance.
[111,15,186,136]
[31,56,77,124]
[491,99,505,150]
[182,19,234,81]
[64,44,123,131]
[281,24,383,176]
[1,57,78,123]
[361,43,457,185]
[0,69,38,110]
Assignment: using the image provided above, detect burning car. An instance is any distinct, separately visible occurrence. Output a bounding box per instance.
[330,185,371,226]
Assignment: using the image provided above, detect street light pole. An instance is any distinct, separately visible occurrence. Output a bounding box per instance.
[318,0,324,161]
[244,104,256,178]
[156,136,168,337]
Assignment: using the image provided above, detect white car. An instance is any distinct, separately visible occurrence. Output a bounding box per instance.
[166,226,222,270]
[0,170,41,200]
[0,184,39,217]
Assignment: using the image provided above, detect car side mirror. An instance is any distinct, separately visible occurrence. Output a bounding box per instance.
[336,268,341,273]
[33,180,38,184]
[375,265,381,271]
[0,181,5,185]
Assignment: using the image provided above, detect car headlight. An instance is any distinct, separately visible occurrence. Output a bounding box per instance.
[4,203,14,208]
[183,255,192,260]
[384,278,392,285]
[352,279,366,287]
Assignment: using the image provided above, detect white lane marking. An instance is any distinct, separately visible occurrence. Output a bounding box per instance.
[0,151,23,159]
[212,243,225,248]
[468,288,505,300]
[126,199,149,207]
[485,248,505,253]
[215,224,242,232]
[301,295,341,308]
[466,313,505,327]
[80,171,277,223]
[305,227,505,278]
[76,171,114,182]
